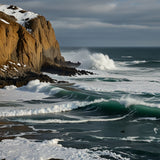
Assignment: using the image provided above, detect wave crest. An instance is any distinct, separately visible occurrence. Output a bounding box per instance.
[62,49,116,70]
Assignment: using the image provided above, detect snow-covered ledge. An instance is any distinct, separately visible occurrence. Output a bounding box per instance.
[0,5,38,26]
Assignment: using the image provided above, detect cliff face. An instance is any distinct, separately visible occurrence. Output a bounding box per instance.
[0,5,64,72]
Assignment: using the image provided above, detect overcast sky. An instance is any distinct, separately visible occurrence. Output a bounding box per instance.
[1,0,160,47]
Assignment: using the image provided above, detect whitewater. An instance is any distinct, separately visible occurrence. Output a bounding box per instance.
[0,47,160,160]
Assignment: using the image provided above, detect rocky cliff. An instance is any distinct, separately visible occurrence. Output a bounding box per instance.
[0,5,92,88]
[0,5,64,72]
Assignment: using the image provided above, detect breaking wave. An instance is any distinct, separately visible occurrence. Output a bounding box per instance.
[1,96,160,118]
[62,49,116,70]
[0,137,130,160]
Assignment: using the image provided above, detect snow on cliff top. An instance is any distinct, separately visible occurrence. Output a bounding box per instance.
[0,18,9,24]
[0,4,38,26]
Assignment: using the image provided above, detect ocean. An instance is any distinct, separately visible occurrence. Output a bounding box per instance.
[0,47,160,160]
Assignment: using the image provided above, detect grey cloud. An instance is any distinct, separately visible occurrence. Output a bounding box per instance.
[51,18,160,30]
[5,0,160,26]
[1,0,160,46]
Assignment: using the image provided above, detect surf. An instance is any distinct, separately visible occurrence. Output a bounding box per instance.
[61,48,116,70]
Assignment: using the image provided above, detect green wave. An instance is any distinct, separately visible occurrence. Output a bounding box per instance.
[50,86,160,118]
[80,101,160,118]
[73,77,131,82]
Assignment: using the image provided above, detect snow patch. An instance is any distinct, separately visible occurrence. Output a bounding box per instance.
[13,67,18,72]
[0,5,38,26]
[0,68,5,72]
[0,18,9,24]
[17,63,21,67]
[3,65,9,70]
[8,61,16,65]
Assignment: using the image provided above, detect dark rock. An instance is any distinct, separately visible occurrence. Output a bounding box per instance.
[48,159,63,160]
[62,61,81,68]
[7,5,18,10]
[19,10,27,13]
[121,130,125,133]
[0,71,56,88]
[41,63,93,76]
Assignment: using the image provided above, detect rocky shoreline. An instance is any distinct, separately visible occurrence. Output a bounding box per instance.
[0,67,93,89]
[41,62,93,76]
[0,71,55,88]
[0,60,93,88]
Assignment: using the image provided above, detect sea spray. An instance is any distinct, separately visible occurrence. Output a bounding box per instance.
[62,49,116,70]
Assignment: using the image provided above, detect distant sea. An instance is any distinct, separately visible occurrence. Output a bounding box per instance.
[0,47,160,160]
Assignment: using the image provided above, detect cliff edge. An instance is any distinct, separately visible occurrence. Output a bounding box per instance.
[0,5,92,88]
[0,5,64,72]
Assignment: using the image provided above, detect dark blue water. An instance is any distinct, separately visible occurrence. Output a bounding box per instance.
[1,47,160,160]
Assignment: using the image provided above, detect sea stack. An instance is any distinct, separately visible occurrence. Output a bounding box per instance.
[0,4,92,88]
[0,4,64,73]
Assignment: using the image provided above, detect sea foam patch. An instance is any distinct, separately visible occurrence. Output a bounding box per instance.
[0,137,129,160]
[0,99,106,117]
[0,137,100,160]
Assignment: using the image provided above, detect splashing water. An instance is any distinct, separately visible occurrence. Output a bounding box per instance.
[62,49,116,70]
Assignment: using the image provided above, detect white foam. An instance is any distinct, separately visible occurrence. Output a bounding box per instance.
[132,117,158,122]
[71,77,160,95]
[51,49,160,95]
[92,135,160,143]
[121,136,159,143]
[121,56,133,58]
[0,137,100,160]
[16,114,127,124]
[132,60,147,64]
[0,137,129,160]
[62,49,116,70]
[0,80,49,102]
[119,96,160,108]
[29,126,58,133]
[0,79,63,102]
[24,79,50,92]
[0,99,105,117]
[4,85,17,90]
[154,128,158,134]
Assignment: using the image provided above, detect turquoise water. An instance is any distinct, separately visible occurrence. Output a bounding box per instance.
[0,47,160,160]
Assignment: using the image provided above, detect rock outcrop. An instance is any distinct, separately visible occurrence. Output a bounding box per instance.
[0,5,93,88]
[0,5,64,72]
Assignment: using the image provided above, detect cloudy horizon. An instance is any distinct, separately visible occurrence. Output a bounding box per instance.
[1,0,160,47]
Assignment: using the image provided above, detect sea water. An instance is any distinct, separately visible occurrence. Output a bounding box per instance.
[0,47,160,160]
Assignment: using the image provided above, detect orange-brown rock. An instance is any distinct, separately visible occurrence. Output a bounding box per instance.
[0,10,64,71]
